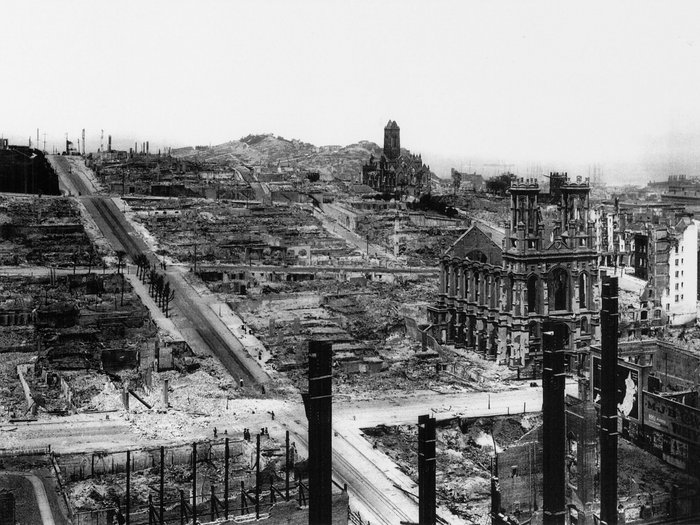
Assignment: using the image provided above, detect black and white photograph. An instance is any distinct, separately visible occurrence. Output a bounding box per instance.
[1,1,700,524]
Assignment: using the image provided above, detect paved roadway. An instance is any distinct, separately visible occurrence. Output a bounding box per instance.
[276,387,553,525]
[48,155,269,386]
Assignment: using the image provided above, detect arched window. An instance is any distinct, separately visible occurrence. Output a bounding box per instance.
[551,268,570,311]
[527,274,539,313]
[580,317,589,333]
[463,267,469,299]
[491,276,499,309]
[528,320,540,339]
[504,275,513,310]
[579,273,588,309]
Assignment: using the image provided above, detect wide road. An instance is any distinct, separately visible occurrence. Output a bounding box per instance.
[275,386,552,525]
[49,156,269,386]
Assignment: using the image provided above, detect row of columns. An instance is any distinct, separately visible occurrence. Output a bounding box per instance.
[441,260,542,318]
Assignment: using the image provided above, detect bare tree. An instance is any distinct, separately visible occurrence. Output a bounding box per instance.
[115,250,126,275]
[163,282,175,318]
[86,247,96,275]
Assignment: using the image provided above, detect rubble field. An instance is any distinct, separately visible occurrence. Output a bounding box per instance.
[364,415,541,525]
[126,198,355,266]
[0,195,103,267]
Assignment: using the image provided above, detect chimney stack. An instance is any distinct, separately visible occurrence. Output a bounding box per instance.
[418,414,436,525]
[306,340,333,525]
[542,327,566,525]
[600,276,619,525]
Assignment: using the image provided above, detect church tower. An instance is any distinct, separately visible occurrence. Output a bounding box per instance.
[502,174,599,373]
[383,120,400,160]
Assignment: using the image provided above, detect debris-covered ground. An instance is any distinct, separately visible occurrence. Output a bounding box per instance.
[126,198,355,265]
[0,195,103,267]
[61,430,299,522]
[364,415,541,524]
[0,272,154,420]
[224,275,524,399]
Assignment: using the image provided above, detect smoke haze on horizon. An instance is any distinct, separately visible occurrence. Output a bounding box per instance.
[4,0,700,184]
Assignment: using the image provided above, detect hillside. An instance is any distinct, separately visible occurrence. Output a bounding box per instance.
[172,135,386,181]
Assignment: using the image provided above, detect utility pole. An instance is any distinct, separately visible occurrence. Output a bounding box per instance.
[126,450,131,525]
[418,414,436,525]
[224,437,230,519]
[306,340,333,525]
[600,276,619,525]
[160,446,165,524]
[542,329,566,525]
[192,442,197,525]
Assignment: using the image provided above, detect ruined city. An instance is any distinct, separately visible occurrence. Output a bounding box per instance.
[2,2,700,525]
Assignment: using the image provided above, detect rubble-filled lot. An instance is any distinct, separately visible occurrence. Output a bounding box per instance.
[0,273,155,420]
[355,210,466,266]
[0,195,102,267]
[364,415,541,524]
[125,198,355,265]
[225,276,519,398]
[366,415,700,525]
[60,430,300,523]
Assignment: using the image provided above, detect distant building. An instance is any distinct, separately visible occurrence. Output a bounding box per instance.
[663,174,700,203]
[451,168,485,192]
[361,120,431,198]
[591,199,698,326]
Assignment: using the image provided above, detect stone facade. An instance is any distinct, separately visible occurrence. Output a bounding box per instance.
[429,175,601,372]
[361,120,431,198]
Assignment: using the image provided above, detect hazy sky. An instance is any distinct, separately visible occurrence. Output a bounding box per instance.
[3,0,700,181]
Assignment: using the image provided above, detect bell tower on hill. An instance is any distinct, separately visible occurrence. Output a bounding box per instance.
[383,120,400,160]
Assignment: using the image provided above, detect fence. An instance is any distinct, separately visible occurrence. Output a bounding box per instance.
[57,439,246,481]
[65,432,307,525]
[73,478,306,525]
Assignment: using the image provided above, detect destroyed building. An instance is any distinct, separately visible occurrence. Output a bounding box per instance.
[593,199,699,326]
[0,144,60,195]
[587,339,700,473]
[361,120,431,199]
[429,175,600,372]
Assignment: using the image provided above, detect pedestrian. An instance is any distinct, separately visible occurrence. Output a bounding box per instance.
[213,427,218,438]
[271,410,275,420]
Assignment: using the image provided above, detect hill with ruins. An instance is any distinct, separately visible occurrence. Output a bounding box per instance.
[171,134,414,182]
